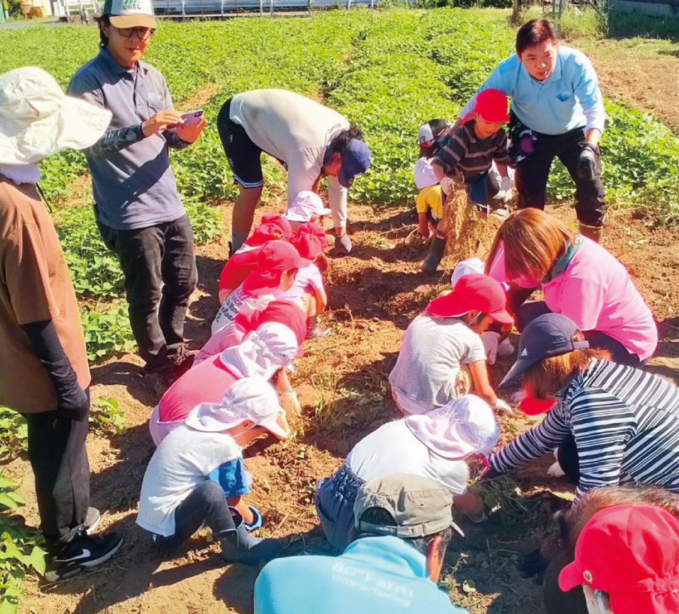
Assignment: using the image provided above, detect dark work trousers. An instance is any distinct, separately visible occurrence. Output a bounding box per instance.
[515,300,642,366]
[556,434,580,484]
[24,404,91,548]
[98,215,198,371]
[154,481,235,549]
[515,126,606,227]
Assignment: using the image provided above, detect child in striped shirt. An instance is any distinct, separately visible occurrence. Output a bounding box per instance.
[423,89,513,272]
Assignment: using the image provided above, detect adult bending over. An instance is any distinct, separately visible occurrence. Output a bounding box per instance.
[487,314,679,498]
[69,0,206,387]
[456,19,606,240]
[486,209,656,365]
[217,89,371,255]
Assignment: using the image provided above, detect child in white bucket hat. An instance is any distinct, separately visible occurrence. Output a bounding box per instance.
[138,376,288,565]
[0,67,123,583]
[315,394,500,550]
[284,190,332,231]
[150,321,299,447]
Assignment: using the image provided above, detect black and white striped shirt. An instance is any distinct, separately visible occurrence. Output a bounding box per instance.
[489,360,679,499]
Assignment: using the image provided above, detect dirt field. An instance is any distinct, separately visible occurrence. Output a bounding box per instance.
[5,194,678,614]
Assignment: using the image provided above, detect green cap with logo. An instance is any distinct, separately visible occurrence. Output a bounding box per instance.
[102,0,157,29]
[353,474,463,539]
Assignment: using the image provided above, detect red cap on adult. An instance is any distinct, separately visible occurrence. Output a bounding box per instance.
[559,505,679,614]
[426,274,512,324]
[476,89,510,124]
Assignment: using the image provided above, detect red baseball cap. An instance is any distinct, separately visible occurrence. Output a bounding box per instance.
[476,89,510,124]
[426,274,513,324]
[260,214,293,239]
[559,505,679,614]
[291,222,328,260]
[243,240,310,293]
[520,389,557,416]
[246,222,288,247]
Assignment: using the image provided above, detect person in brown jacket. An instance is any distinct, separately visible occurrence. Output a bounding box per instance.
[0,67,123,581]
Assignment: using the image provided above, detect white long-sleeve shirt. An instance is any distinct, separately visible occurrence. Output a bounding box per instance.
[229,89,350,228]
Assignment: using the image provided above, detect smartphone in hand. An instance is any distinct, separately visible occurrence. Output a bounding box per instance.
[180,110,204,126]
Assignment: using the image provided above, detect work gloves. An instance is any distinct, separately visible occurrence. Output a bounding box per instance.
[577,143,599,181]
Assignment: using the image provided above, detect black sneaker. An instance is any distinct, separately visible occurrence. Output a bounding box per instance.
[44,529,124,582]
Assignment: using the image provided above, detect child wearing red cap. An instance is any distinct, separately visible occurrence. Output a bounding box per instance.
[212,240,309,335]
[219,216,293,304]
[389,274,512,416]
[423,89,514,273]
[559,504,679,614]
[276,222,330,338]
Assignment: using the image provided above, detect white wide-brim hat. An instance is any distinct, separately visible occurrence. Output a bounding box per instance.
[219,322,298,381]
[186,376,290,440]
[0,67,112,165]
[285,190,332,223]
[405,394,500,460]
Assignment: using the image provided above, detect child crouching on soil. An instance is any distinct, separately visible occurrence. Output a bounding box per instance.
[414,119,448,243]
[149,319,300,448]
[194,300,308,416]
[424,89,513,272]
[138,377,288,565]
[212,240,308,335]
[389,274,512,415]
[219,216,293,304]
[277,222,330,338]
[315,394,500,550]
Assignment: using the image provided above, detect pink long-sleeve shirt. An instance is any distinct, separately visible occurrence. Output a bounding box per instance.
[488,238,657,361]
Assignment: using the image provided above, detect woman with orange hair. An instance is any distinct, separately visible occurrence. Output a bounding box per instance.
[486,208,656,364]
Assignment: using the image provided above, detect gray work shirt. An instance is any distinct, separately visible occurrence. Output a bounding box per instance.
[68,47,185,231]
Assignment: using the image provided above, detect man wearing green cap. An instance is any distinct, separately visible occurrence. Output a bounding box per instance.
[254,474,469,614]
[68,0,207,390]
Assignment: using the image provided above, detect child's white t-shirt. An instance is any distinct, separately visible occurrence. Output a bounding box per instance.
[347,420,469,495]
[389,313,486,415]
[137,425,242,536]
[212,284,274,335]
[274,263,323,307]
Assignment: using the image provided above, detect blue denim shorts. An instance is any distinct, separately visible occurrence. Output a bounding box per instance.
[315,463,365,551]
[207,457,251,498]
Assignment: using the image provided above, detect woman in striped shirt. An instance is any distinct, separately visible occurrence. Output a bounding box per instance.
[487,313,679,499]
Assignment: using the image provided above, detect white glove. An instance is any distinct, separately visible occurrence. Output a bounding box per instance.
[547,460,566,478]
[481,331,500,365]
[440,177,453,196]
[500,176,513,192]
[494,398,513,415]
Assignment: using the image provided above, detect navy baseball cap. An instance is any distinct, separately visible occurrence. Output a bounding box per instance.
[338,139,371,188]
[500,313,589,388]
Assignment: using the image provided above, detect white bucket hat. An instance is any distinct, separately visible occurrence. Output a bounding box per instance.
[414,158,439,190]
[450,258,486,289]
[284,191,331,223]
[185,376,290,440]
[405,395,500,460]
[0,67,112,165]
[219,322,298,381]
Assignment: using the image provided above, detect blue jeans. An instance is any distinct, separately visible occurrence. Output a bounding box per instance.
[315,464,365,551]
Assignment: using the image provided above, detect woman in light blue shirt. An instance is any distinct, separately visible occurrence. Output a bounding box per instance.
[457,19,606,242]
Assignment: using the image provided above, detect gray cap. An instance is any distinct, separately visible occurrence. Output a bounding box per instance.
[353,474,463,539]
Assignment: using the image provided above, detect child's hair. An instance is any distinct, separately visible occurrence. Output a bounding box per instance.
[486,209,576,282]
[516,19,561,55]
[420,119,449,159]
[283,267,299,279]
[557,486,679,557]
[523,331,611,401]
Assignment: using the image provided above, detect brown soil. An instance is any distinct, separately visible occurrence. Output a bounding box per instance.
[9,199,679,614]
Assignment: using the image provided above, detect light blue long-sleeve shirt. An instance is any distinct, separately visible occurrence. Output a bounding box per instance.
[254,536,469,614]
[460,46,605,136]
